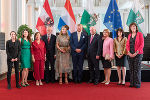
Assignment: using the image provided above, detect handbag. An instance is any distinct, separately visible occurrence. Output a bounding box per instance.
[105,54,110,60]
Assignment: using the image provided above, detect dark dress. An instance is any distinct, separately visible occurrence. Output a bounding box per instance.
[101,40,112,68]
[114,37,127,67]
[115,55,127,67]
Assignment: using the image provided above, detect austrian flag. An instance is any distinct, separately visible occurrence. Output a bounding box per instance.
[36,0,54,36]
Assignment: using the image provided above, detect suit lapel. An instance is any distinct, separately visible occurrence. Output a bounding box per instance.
[90,34,96,45]
[75,32,78,43]
[49,35,52,44]
[78,32,84,43]
[88,35,91,47]
[45,35,48,44]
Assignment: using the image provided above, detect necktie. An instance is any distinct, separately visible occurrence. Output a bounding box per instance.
[90,35,94,44]
[48,36,50,43]
[78,32,81,42]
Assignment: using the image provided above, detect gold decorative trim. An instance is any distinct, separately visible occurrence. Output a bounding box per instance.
[35,7,39,11]
[26,0,28,4]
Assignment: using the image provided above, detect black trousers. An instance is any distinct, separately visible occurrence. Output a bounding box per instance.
[72,54,84,81]
[88,56,100,81]
[45,54,55,82]
[128,54,143,87]
[7,60,19,85]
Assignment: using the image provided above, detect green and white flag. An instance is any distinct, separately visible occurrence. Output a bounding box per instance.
[126,0,145,35]
[80,9,98,35]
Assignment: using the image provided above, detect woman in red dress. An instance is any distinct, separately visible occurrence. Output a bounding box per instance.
[31,32,46,86]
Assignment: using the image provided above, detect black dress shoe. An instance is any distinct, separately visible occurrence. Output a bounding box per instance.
[74,79,78,83]
[94,81,99,85]
[87,80,93,83]
[135,85,141,88]
[117,83,121,85]
[45,81,49,84]
[78,80,82,84]
[51,79,55,83]
[7,84,11,90]
[121,83,125,86]
[16,84,21,89]
[129,85,134,87]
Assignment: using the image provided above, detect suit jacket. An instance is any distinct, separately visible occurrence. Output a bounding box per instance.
[87,34,99,58]
[97,35,103,58]
[41,34,56,56]
[114,37,127,56]
[31,40,46,61]
[70,31,87,56]
[103,37,114,59]
[126,32,144,54]
[6,40,21,61]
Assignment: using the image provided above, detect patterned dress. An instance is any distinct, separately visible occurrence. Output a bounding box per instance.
[55,35,72,80]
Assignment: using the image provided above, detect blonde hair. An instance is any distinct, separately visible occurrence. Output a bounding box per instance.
[59,26,69,40]
[103,29,110,36]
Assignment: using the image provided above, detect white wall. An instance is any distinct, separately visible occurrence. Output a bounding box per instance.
[11,0,17,32]
[0,0,1,32]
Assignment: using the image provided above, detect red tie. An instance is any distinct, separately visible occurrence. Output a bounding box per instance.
[48,36,50,43]
[90,35,94,44]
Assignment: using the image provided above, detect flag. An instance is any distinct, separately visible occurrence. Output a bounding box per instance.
[36,0,54,36]
[103,0,123,38]
[58,0,76,36]
[126,0,144,34]
[80,10,97,35]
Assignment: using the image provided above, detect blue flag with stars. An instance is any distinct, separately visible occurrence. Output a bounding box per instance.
[103,0,123,38]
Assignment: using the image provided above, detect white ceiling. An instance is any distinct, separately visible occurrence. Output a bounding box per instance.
[35,0,148,9]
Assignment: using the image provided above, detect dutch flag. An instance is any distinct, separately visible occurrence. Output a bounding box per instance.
[58,0,76,36]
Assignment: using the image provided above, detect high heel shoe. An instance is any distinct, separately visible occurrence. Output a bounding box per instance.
[105,81,110,85]
[21,82,26,87]
[117,81,121,85]
[59,77,62,84]
[65,78,68,84]
[39,82,43,86]
[36,81,39,86]
[24,82,30,86]
[101,80,106,84]
[121,81,125,85]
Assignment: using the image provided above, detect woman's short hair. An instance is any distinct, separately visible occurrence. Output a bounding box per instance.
[34,32,41,40]
[116,28,124,37]
[129,22,139,33]
[103,29,110,36]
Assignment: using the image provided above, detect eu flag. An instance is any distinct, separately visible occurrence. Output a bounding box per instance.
[103,0,123,38]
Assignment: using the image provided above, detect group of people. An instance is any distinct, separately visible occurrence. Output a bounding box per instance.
[6,17,144,90]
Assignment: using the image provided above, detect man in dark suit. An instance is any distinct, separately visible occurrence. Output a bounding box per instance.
[87,26,100,85]
[70,24,87,83]
[41,17,56,83]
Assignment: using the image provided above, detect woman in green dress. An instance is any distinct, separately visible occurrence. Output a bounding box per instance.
[19,29,32,87]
